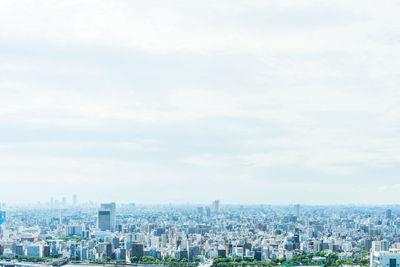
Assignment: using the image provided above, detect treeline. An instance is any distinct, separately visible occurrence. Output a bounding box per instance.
[212,251,369,267]
[289,251,369,267]
[212,257,279,267]
[0,255,55,262]
[84,258,127,264]
[130,256,200,266]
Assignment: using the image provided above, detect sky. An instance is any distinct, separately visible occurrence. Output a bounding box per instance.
[1,0,400,205]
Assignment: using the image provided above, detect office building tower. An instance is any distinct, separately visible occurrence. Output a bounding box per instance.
[112,237,120,249]
[364,239,373,252]
[197,207,204,216]
[119,248,126,260]
[372,241,382,252]
[16,245,24,256]
[381,240,389,251]
[386,209,392,220]
[179,249,188,259]
[295,204,300,217]
[81,247,88,260]
[218,249,227,258]
[98,210,111,231]
[98,203,116,232]
[131,243,144,258]
[105,243,113,257]
[212,200,220,213]
[0,210,5,225]
[43,246,51,257]
[205,207,211,217]
[188,245,200,261]
[27,245,42,257]
[66,225,83,236]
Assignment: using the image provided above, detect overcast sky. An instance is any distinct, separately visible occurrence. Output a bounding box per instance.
[1,0,400,205]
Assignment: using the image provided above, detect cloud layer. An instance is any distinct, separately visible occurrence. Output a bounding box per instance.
[1,0,400,204]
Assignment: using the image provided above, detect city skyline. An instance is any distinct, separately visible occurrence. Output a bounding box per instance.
[0,200,399,266]
[1,1,400,204]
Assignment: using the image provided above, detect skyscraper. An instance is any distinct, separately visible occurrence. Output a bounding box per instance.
[0,210,5,225]
[295,204,300,217]
[212,200,220,213]
[98,203,116,232]
[386,209,392,220]
[131,243,144,258]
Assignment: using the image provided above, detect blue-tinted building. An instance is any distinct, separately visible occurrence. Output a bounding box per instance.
[0,211,5,225]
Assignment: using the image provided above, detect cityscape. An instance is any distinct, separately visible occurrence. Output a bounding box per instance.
[1,199,400,267]
[1,1,400,267]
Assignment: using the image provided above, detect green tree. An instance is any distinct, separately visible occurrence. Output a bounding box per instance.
[130,256,139,263]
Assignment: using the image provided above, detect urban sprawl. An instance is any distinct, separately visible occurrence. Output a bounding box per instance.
[0,199,399,267]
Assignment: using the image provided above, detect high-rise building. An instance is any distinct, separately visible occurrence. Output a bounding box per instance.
[197,207,204,216]
[212,200,220,213]
[105,243,113,257]
[386,209,392,220]
[98,210,111,231]
[43,245,51,257]
[81,247,88,260]
[113,237,120,249]
[131,243,144,258]
[295,204,300,217]
[27,245,42,257]
[66,226,83,236]
[205,207,211,217]
[98,203,116,232]
[0,210,5,225]
[16,245,24,256]
[188,245,200,261]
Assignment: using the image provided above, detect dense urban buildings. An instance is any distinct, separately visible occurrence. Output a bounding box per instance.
[1,199,400,267]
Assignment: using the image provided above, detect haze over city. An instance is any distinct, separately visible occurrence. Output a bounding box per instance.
[1,0,400,204]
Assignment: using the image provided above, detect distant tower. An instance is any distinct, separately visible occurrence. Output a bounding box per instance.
[73,194,78,206]
[205,207,211,217]
[211,200,220,213]
[295,204,300,217]
[197,207,204,216]
[98,203,116,232]
[386,209,392,220]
